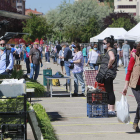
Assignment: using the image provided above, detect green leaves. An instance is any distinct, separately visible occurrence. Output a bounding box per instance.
[22,13,52,42]
[109,17,136,31]
[45,0,112,42]
[33,103,57,140]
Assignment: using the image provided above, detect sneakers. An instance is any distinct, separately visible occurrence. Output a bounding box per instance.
[133,123,140,132]
[108,110,116,116]
[72,93,78,97]
[63,83,70,86]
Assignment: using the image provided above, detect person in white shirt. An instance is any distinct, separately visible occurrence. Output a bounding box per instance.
[59,47,65,74]
[86,44,99,70]
[15,45,21,65]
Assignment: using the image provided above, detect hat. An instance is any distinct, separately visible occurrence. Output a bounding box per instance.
[72,44,76,48]
[34,42,39,45]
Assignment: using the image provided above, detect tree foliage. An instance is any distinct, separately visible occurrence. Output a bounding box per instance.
[109,17,136,31]
[22,13,52,42]
[45,0,112,42]
[103,12,137,31]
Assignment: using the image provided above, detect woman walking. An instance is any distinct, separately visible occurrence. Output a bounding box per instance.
[86,44,99,70]
[70,44,85,97]
[97,36,117,115]
[122,43,140,132]
[59,47,65,74]
[82,46,87,64]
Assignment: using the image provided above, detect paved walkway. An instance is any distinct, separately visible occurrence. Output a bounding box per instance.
[23,58,140,140]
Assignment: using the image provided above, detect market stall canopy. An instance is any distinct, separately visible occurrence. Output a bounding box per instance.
[90,28,127,42]
[124,22,140,41]
[0,10,31,19]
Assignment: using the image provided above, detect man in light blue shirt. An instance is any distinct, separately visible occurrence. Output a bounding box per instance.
[122,41,130,68]
[0,40,13,75]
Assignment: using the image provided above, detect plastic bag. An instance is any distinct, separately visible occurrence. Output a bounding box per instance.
[116,95,130,124]
[118,59,122,66]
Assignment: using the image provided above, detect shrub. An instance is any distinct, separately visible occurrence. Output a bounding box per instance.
[33,103,57,140]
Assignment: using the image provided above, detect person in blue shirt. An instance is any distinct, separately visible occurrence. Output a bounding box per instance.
[0,40,13,75]
[61,43,72,86]
[25,45,30,74]
[10,44,16,65]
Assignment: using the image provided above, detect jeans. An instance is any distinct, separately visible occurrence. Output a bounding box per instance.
[64,61,70,84]
[25,58,30,74]
[30,64,40,80]
[132,86,140,124]
[89,63,98,70]
[117,54,119,66]
[45,52,50,62]
[123,52,129,67]
[74,72,85,94]
[104,77,115,105]
[83,56,87,63]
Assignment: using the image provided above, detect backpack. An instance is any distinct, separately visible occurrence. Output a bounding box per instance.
[6,49,11,67]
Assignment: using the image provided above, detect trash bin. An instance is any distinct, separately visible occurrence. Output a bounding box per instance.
[43,69,52,86]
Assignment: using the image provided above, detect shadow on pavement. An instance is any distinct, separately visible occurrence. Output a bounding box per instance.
[47,112,66,122]
[129,111,136,114]
[126,132,140,134]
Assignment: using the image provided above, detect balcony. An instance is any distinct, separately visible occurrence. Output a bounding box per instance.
[17,3,22,7]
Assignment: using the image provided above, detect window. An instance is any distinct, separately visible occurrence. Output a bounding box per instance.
[118,5,136,8]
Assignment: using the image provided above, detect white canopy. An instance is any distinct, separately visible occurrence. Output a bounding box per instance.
[124,22,140,41]
[90,27,127,42]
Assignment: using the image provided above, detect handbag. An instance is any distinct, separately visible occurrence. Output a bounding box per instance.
[26,52,29,58]
[69,63,74,69]
[96,72,105,84]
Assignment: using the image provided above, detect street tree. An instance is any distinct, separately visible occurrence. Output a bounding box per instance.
[103,12,137,31]
[22,13,52,42]
[45,0,112,42]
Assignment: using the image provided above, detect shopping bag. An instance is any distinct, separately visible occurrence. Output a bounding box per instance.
[116,95,130,124]
[118,59,122,66]
[125,67,128,74]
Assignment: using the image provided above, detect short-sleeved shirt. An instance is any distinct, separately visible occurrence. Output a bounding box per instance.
[82,48,87,56]
[29,48,41,65]
[72,51,83,74]
[122,44,130,53]
[11,48,16,53]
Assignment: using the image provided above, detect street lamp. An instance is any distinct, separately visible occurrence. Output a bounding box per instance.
[59,28,62,43]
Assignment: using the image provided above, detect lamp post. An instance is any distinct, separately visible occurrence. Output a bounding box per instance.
[60,28,62,43]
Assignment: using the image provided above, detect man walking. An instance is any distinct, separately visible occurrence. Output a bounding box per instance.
[45,44,50,62]
[55,41,62,64]
[29,42,43,80]
[0,40,13,75]
[122,41,130,68]
[61,43,72,86]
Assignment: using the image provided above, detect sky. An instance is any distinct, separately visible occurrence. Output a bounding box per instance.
[26,0,75,14]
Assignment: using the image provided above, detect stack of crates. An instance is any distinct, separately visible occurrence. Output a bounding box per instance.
[0,94,27,140]
[87,89,108,118]
[43,69,52,86]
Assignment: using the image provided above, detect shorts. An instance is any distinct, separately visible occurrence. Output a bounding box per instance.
[60,61,64,66]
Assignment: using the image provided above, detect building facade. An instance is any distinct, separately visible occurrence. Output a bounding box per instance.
[16,0,26,15]
[25,9,43,16]
[136,0,140,16]
[114,0,137,15]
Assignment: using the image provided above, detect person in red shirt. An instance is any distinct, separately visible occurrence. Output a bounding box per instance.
[122,43,140,132]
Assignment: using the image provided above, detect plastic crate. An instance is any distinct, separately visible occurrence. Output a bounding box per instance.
[0,95,27,140]
[94,82,106,92]
[43,69,52,86]
[43,69,52,76]
[87,90,108,104]
[87,103,108,118]
[1,124,25,140]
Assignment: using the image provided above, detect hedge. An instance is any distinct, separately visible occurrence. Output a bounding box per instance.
[33,103,57,140]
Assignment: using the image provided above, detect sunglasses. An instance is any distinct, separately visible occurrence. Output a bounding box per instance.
[103,43,107,45]
[0,44,5,46]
